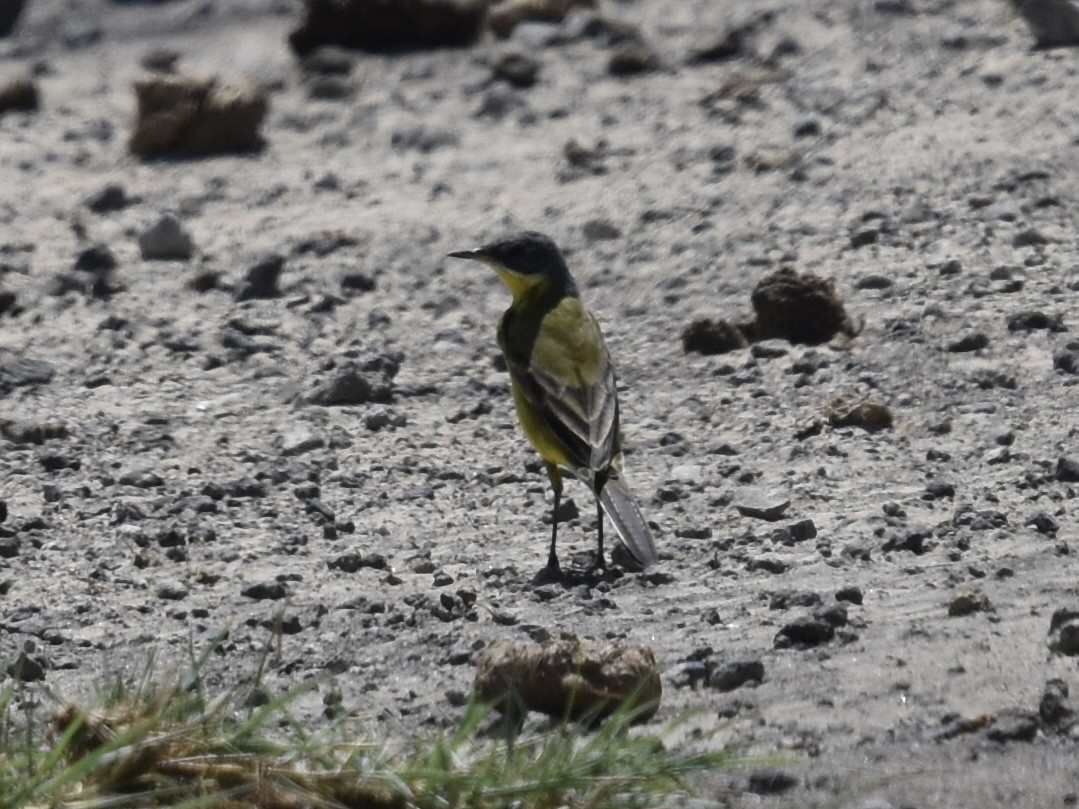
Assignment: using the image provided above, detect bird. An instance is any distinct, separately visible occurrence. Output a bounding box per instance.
[449,230,658,580]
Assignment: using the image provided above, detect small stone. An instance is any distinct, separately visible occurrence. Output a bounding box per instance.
[0,76,38,114]
[608,42,659,75]
[985,709,1039,743]
[836,585,863,605]
[74,244,117,275]
[948,589,990,617]
[1040,678,1072,726]
[157,583,189,600]
[8,651,45,682]
[924,480,956,500]
[747,769,798,795]
[138,214,195,261]
[118,468,164,488]
[328,552,387,573]
[491,49,539,88]
[947,332,989,352]
[281,428,324,457]
[1026,511,1059,535]
[236,254,285,300]
[1054,349,1079,375]
[1058,457,1079,483]
[582,218,621,242]
[774,615,834,648]
[733,488,790,521]
[87,183,132,213]
[241,580,288,600]
[1013,228,1048,247]
[1007,310,1065,332]
[708,658,765,692]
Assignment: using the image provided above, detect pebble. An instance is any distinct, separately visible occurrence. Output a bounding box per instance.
[138,213,195,261]
[774,614,835,648]
[1057,457,1079,482]
[157,583,189,600]
[74,243,117,275]
[836,585,863,605]
[118,467,164,488]
[86,182,131,213]
[708,658,765,691]
[281,428,324,457]
[1040,678,1072,726]
[948,589,990,617]
[733,488,790,521]
[241,580,288,600]
[328,552,387,573]
[1007,310,1065,332]
[235,254,285,300]
[491,50,539,88]
[8,651,45,682]
[946,332,989,352]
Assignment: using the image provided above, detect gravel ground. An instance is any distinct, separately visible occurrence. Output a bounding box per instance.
[3,1,1079,806]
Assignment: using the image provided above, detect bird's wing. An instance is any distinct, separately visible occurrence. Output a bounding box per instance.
[508,297,621,476]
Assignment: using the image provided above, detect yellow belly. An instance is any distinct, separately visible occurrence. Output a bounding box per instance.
[511,378,571,468]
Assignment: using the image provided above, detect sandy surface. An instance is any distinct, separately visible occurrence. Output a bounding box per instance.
[3,0,1079,806]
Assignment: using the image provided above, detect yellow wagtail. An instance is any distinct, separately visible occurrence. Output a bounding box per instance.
[449,231,658,578]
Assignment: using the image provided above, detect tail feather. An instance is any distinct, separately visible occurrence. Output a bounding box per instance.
[599,476,658,568]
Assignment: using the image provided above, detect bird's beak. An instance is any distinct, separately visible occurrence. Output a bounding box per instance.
[448,248,485,261]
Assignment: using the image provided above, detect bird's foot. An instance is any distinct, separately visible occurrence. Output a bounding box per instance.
[532,557,564,585]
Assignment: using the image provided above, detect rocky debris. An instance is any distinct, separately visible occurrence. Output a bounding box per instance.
[681,317,749,355]
[733,488,790,521]
[0,418,67,444]
[0,357,55,395]
[129,74,268,157]
[304,356,399,406]
[608,42,660,76]
[0,0,27,36]
[683,268,857,355]
[825,396,894,431]
[487,0,596,39]
[1055,456,1079,482]
[473,635,661,722]
[8,651,46,682]
[138,214,195,261]
[289,0,488,55]
[1040,678,1073,727]
[1006,310,1066,332]
[947,332,989,352]
[235,254,284,300]
[490,49,540,88]
[948,588,991,617]
[86,183,133,213]
[1008,0,1079,48]
[1048,607,1079,655]
[241,580,289,600]
[751,268,858,345]
[774,613,836,649]
[0,75,38,114]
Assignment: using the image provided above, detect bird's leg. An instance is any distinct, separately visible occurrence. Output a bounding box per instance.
[591,472,609,573]
[543,462,564,578]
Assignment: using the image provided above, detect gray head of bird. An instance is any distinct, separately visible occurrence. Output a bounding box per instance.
[449,230,577,302]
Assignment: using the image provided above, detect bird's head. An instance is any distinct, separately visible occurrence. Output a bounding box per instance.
[449,230,576,304]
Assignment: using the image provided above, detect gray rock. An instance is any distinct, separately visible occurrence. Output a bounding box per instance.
[708,658,765,691]
[281,428,324,457]
[241,580,288,600]
[734,488,790,521]
[774,614,835,648]
[235,254,285,300]
[1057,457,1079,482]
[138,214,195,261]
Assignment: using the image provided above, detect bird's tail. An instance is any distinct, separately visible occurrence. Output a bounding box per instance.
[600,476,658,569]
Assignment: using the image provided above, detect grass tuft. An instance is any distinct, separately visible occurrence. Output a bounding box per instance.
[0,660,742,809]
